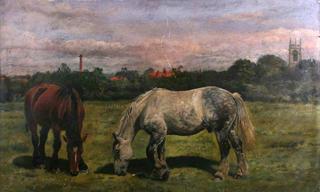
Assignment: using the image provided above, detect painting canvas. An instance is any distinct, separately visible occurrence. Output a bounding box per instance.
[0,0,319,191]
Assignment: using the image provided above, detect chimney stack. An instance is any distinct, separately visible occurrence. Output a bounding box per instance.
[79,54,83,72]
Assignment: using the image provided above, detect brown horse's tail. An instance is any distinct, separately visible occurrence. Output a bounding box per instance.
[232,92,255,150]
[24,96,31,133]
[24,85,48,132]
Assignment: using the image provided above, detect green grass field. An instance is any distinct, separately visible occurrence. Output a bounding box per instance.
[0,101,319,192]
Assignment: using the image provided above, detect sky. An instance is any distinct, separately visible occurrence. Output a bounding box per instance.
[0,0,319,75]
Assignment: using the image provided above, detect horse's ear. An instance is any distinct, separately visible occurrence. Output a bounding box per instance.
[112,132,125,143]
[63,135,68,143]
[112,132,118,142]
[82,133,88,142]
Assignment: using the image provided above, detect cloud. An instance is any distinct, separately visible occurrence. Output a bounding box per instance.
[0,0,318,75]
[209,11,265,24]
[2,26,317,75]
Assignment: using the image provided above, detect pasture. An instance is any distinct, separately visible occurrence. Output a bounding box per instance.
[0,101,319,192]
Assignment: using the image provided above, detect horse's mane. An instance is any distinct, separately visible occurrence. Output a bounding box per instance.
[56,86,81,145]
[117,88,158,137]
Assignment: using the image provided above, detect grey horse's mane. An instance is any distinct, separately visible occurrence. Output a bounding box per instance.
[117,88,159,137]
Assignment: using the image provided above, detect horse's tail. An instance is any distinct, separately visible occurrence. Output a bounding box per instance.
[24,85,48,132]
[232,92,255,150]
[24,94,31,133]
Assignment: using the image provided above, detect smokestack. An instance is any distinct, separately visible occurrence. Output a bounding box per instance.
[79,54,83,72]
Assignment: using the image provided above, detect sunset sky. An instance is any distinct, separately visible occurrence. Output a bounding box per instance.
[0,0,319,75]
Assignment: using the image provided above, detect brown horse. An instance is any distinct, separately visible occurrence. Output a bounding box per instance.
[24,83,88,176]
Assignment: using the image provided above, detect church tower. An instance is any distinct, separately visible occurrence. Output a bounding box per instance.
[288,38,302,68]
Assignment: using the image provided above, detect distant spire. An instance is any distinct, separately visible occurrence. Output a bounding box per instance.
[289,38,292,46]
[79,54,83,72]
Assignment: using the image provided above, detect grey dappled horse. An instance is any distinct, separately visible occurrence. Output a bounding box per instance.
[112,86,255,181]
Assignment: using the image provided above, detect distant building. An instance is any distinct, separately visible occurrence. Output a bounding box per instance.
[110,76,125,81]
[149,68,174,78]
[288,39,302,68]
[79,54,83,72]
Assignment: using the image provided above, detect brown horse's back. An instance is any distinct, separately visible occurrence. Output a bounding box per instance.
[33,84,61,126]
[25,83,84,130]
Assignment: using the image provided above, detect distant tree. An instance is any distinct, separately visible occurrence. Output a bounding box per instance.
[227,59,256,82]
[256,55,287,78]
[0,76,10,102]
[116,68,139,82]
[296,59,320,81]
[57,63,71,73]
[121,67,128,73]
[143,68,154,76]
[93,67,103,75]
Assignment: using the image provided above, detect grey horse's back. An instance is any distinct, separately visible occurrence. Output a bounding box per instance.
[138,86,238,136]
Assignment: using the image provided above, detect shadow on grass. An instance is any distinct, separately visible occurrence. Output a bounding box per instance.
[13,155,220,178]
[95,156,219,178]
[12,155,69,174]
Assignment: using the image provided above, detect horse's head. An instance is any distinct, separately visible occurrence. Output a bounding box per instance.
[112,132,133,176]
[63,134,88,176]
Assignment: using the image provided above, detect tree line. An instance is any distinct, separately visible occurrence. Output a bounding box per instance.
[1,54,319,103]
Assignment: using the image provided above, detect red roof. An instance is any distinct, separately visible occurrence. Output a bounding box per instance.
[110,76,124,81]
[149,69,174,78]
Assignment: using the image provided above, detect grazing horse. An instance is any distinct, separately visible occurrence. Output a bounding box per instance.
[112,86,255,181]
[24,83,88,176]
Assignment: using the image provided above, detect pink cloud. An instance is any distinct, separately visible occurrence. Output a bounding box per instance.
[209,11,265,24]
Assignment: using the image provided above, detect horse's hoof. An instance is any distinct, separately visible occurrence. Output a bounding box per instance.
[160,170,170,181]
[33,164,41,169]
[70,171,79,176]
[49,167,58,173]
[79,163,88,172]
[214,172,225,181]
[33,162,45,169]
[33,158,45,168]
[135,172,147,178]
[150,169,170,181]
[79,168,89,174]
[234,173,246,179]
[39,164,46,169]
[214,177,223,182]
[50,168,60,174]
[48,164,59,172]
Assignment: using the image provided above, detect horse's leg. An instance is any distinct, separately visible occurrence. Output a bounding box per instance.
[148,134,169,180]
[229,130,248,178]
[38,125,50,167]
[146,137,155,164]
[30,123,41,167]
[78,119,88,172]
[214,132,231,181]
[146,135,166,165]
[156,137,169,179]
[50,125,61,170]
[145,119,169,180]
